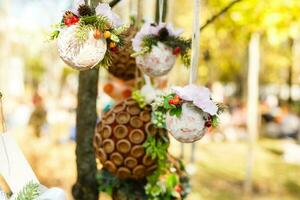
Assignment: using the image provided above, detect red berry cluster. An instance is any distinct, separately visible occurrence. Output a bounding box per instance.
[175,184,182,193]
[172,46,181,56]
[64,11,79,27]
[168,95,181,105]
[205,115,212,128]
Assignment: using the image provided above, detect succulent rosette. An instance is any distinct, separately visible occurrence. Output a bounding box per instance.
[132,23,191,77]
[50,2,128,70]
[151,84,224,143]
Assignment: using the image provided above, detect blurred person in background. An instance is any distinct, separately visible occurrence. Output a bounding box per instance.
[28,89,47,137]
[279,105,300,139]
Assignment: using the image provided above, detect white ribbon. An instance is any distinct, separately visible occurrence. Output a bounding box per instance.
[189,0,201,84]
[0,133,39,194]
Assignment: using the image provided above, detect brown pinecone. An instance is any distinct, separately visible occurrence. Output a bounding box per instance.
[158,27,169,41]
[94,98,168,179]
[108,26,138,81]
[63,11,75,19]
[78,4,94,16]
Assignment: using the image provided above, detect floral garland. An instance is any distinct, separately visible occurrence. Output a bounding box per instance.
[131,23,192,66]
[151,84,225,129]
[50,3,128,68]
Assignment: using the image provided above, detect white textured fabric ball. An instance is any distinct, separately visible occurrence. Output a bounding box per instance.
[136,42,176,77]
[37,187,66,200]
[57,25,107,70]
[0,189,7,200]
[166,102,208,143]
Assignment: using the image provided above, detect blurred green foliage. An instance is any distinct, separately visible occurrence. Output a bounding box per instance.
[188,139,300,200]
[173,0,300,85]
[25,57,45,86]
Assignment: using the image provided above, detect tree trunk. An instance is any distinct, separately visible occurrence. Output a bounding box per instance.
[72,68,99,200]
[72,1,121,199]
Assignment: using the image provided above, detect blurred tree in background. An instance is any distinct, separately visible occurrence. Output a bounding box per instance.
[172,0,300,98]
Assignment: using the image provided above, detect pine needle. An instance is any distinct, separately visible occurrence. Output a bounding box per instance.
[15,181,40,200]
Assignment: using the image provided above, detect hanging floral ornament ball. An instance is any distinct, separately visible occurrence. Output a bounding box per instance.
[135,42,176,77]
[132,23,191,77]
[94,98,168,179]
[57,25,107,70]
[151,84,224,143]
[166,102,210,143]
[50,3,128,70]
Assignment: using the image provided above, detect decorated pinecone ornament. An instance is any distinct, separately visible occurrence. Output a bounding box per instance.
[94,98,167,179]
[108,26,138,80]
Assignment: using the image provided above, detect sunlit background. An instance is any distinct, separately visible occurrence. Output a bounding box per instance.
[1,0,300,199]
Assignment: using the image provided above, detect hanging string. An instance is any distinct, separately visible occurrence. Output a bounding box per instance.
[0,93,7,133]
[188,0,201,165]
[189,0,201,84]
[137,0,152,88]
[159,0,164,23]
[136,0,143,28]
[0,92,11,176]
[142,0,164,87]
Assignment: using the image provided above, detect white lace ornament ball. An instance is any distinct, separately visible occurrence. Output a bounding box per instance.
[166,102,208,143]
[57,25,107,70]
[136,42,176,77]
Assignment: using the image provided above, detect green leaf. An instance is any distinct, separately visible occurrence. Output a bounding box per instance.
[49,30,60,40]
[163,98,172,109]
[166,174,179,189]
[171,190,181,198]
[112,24,129,35]
[175,106,182,117]
[169,109,177,116]
[212,115,219,127]
[110,33,120,43]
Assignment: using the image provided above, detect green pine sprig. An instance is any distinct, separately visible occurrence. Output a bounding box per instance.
[164,36,192,67]
[99,51,113,69]
[75,24,94,42]
[133,34,192,66]
[15,181,40,200]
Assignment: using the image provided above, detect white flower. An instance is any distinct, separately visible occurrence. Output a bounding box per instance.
[141,84,157,104]
[95,3,122,28]
[171,84,218,115]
